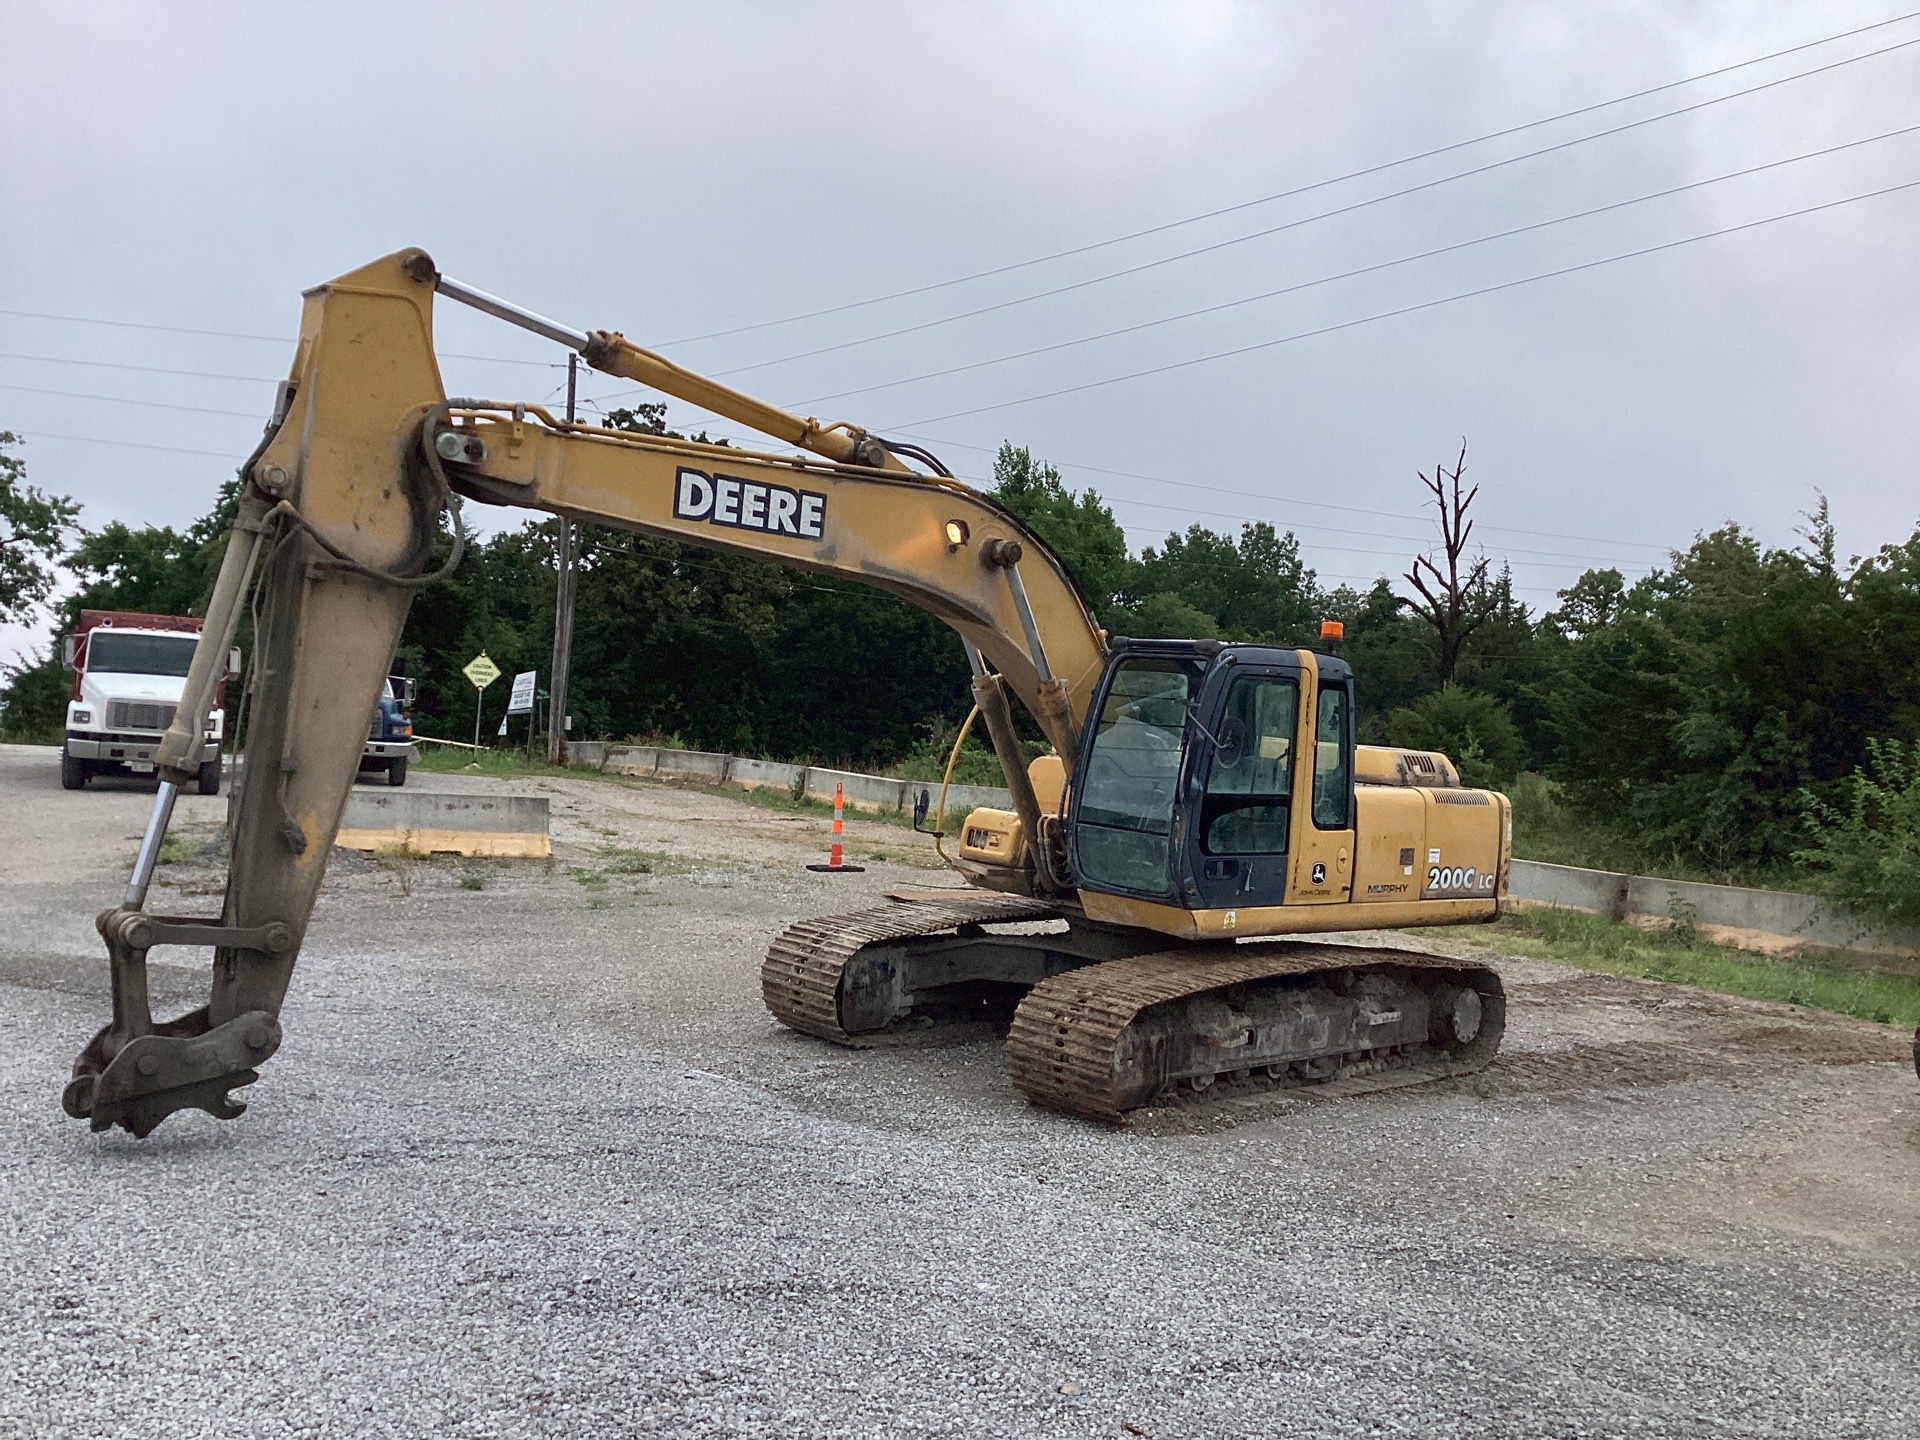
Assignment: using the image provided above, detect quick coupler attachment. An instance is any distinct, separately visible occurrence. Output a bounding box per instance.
[62,907,290,1138]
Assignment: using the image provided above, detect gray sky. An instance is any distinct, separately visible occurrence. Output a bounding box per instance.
[4,0,1917,662]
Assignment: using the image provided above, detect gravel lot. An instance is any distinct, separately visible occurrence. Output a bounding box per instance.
[2,741,1917,1439]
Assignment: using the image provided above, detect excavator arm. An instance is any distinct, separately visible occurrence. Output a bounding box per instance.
[62,247,1108,1136]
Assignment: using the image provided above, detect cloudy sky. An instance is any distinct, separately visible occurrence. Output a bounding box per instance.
[3,1,1917,661]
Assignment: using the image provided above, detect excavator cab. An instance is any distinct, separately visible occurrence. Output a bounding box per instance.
[1068,639,1352,912]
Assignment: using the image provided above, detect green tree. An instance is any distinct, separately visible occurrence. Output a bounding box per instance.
[1129,521,1323,643]
[990,443,1130,614]
[0,648,69,740]
[1329,578,1432,741]
[0,431,81,626]
[1546,509,1920,872]
[1387,684,1525,788]
[1454,565,1555,768]
[1796,737,1920,925]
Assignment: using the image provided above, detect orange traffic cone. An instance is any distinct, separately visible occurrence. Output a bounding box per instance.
[806,781,866,873]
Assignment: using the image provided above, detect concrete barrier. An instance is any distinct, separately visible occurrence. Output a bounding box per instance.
[593,746,1018,816]
[564,741,610,767]
[1508,858,1919,954]
[336,791,550,858]
[889,778,1021,819]
[730,757,804,793]
[653,749,732,783]
[803,766,909,812]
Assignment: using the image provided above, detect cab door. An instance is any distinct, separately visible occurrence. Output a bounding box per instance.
[1286,653,1355,905]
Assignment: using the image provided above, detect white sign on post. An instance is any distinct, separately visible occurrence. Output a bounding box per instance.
[507,670,537,715]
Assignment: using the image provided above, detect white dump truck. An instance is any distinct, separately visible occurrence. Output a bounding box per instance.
[61,609,233,794]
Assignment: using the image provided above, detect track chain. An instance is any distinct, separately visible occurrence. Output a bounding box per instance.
[1007,941,1505,1121]
[762,891,1064,1044]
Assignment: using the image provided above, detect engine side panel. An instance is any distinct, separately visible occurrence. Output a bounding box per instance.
[1351,784,1427,903]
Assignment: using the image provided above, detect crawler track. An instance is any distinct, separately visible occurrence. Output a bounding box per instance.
[1007,942,1505,1121]
[761,892,1064,1044]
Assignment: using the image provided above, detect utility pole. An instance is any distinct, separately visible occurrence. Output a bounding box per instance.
[546,353,578,765]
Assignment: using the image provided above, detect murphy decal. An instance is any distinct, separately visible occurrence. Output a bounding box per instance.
[674,467,826,539]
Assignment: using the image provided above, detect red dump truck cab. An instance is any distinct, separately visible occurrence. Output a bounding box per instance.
[60,610,230,794]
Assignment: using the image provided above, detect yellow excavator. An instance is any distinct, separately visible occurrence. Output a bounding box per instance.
[62,249,1511,1137]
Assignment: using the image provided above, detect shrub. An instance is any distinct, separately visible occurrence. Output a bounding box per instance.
[1386,684,1525,787]
[1795,737,1920,926]
[0,649,68,742]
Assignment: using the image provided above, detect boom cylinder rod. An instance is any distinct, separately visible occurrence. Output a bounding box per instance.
[434,274,590,351]
[156,499,271,778]
[124,782,179,911]
[432,266,908,473]
[1002,563,1054,683]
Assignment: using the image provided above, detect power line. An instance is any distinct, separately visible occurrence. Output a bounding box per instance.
[10,17,1918,423]
[16,431,241,459]
[882,430,1674,551]
[554,397,1680,558]
[783,122,1920,409]
[886,176,1920,430]
[709,34,1920,387]
[1066,491,1659,567]
[0,382,261,419]
[934,464,1658,567]
[0,309,289,343]
[648,10,1920,349]
[0,351,277,384]
[0,308,563,370]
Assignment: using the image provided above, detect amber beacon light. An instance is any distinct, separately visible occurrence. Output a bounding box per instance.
[1319,619,1345,642]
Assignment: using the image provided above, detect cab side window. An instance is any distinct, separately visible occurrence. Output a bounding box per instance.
[1312,683,1350,828]
[1201,675,1296,855]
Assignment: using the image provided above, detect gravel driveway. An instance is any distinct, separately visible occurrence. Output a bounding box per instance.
[2,743,1916,1439]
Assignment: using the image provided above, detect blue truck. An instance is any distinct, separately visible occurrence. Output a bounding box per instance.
[359,675,416,786]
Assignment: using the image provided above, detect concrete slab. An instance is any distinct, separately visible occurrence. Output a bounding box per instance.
[337,791,550,858]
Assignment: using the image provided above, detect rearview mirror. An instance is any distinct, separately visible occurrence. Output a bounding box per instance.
[61,636,76,672]
[1213,716,1249,770]
[911,787,934,834]
[400,676,418,705]
[228,647,243,678]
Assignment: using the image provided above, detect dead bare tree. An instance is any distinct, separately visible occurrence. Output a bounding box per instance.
[1400,440,1496,685]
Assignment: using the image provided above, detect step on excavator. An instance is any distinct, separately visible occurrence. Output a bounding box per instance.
[62,249,1509,1137]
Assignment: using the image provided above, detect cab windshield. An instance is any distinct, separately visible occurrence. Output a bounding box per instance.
[1075,657,1203,895]
[85,632,197,678]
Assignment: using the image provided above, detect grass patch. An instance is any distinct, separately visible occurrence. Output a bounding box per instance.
[596,843,694,876]
[371,844,419,896]
[1508,773,1805,891]
[569,867,609,889]
[156,833,195,866]
[1450,904,1920,1029]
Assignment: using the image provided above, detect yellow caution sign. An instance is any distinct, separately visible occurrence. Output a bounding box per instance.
[463,653,501,690]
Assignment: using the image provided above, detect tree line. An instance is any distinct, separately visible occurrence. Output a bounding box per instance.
[5,424,1918,897]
